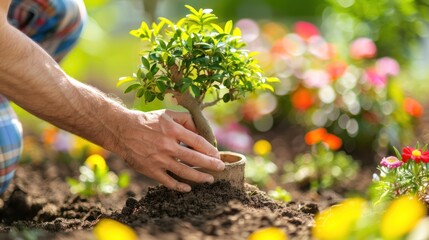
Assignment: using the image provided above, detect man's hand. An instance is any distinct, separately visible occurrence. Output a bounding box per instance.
[115,109,225,192]
[0,14,224,193]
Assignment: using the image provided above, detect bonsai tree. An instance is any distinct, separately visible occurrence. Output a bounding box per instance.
[118,5,276,147]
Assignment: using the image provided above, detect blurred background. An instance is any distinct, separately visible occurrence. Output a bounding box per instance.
[16,0,429,192]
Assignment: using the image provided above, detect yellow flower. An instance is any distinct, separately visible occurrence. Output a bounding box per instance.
[85,154,108,172]
[380,195,426,239]
[253,139,272,156]
[248,227,288,240]
[94,218,138,240]
[312,198,366,240]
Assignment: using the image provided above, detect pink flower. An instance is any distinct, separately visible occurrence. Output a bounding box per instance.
[365,68,387,88]
[293,21,320,40]
[375,57,400,77]
[235,19,260,42]
[349,38,377,60]
[380,156,403,168]
[215,123,253,153]
[303,69,330,88]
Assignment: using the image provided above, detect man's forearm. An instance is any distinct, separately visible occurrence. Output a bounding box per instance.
[0,21,124,152]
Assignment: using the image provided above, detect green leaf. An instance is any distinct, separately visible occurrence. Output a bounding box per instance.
[145,91,156,102]
[211,23,224,33]
[267,77,280,83]
[124,83,141,93]
[150,65,160,75]
[156,93,165,100]
[118,172,130,188]
[66,177,79,187]
[136,88,145,98]
[146,71,154,80]
[180,83,191,93]
[185,5,200,16]
[224,20,233,34]
[141,56,150,69]
[157,39,167,49]
[190,85,201,97]
[261,83,274,92]
[393,146,402,159]
[116,76,136,87]
[222,93,231,103]
[156,80,167,92]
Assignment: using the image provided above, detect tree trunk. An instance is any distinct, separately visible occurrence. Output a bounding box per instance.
[174,91,217,148]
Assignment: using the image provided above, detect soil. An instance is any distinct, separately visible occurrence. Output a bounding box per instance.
[0,159,325,240]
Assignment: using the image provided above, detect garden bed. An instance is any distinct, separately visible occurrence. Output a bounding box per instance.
[0,158,340,239]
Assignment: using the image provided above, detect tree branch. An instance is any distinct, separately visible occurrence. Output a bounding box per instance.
[201,98,222,110]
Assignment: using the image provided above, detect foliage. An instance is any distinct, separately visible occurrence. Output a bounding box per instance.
[370,143,429,204]
[118,5,276,146]
[93,218,138,240]
[324,0,429,62]
[312,195,427,240]
[268,187,292,203]
[245,139,278,188]
[283,128,359,191]
[67,154,130,197]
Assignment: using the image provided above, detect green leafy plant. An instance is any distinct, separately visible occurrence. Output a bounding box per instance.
[283,128,359,191]
[370,143,429,204]
[118,5,276,147]
[67,154,130,196]
[245,139,278,188]
[268,187,292,203]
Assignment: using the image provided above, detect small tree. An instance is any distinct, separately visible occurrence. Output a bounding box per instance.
[118,5,276,147]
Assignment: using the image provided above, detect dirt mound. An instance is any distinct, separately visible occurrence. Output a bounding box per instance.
[111,181,316,239]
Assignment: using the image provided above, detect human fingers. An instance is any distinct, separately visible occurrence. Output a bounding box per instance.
[151,170,193,193]
[165,110,197,133]
[166,158,215,184]
[159,114,223,171]
[161,113,220,159]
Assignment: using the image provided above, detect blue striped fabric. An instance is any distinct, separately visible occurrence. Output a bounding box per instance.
[7,0,87,62]
[0,95,23,194]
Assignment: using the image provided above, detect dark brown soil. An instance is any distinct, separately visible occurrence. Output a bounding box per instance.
[110,182,316,240]
[0,160,320,240]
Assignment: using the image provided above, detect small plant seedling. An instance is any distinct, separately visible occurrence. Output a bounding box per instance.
[67,154,130,197]
[118,5,277,147]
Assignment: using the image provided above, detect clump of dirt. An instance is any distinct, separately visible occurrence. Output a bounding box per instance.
[111,181,316,240]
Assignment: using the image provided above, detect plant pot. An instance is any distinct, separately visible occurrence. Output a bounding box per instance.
[170,151,246,190]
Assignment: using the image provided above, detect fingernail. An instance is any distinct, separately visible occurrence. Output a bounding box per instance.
[217,160,225,171]
[206,175,214,184]
[181,185,191,192]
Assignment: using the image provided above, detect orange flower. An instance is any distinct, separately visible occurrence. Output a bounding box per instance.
[403,97,423,118]
[305,129,343,150]
[323,133,343,151]
[42,127,58,145]
[291,88,314,111]
[305,128,327,145]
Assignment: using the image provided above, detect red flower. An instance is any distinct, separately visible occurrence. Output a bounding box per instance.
[401,147,429,164]
[294,21,320,40]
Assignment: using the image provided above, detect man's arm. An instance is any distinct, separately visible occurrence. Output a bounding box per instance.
[0,3,224,192]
